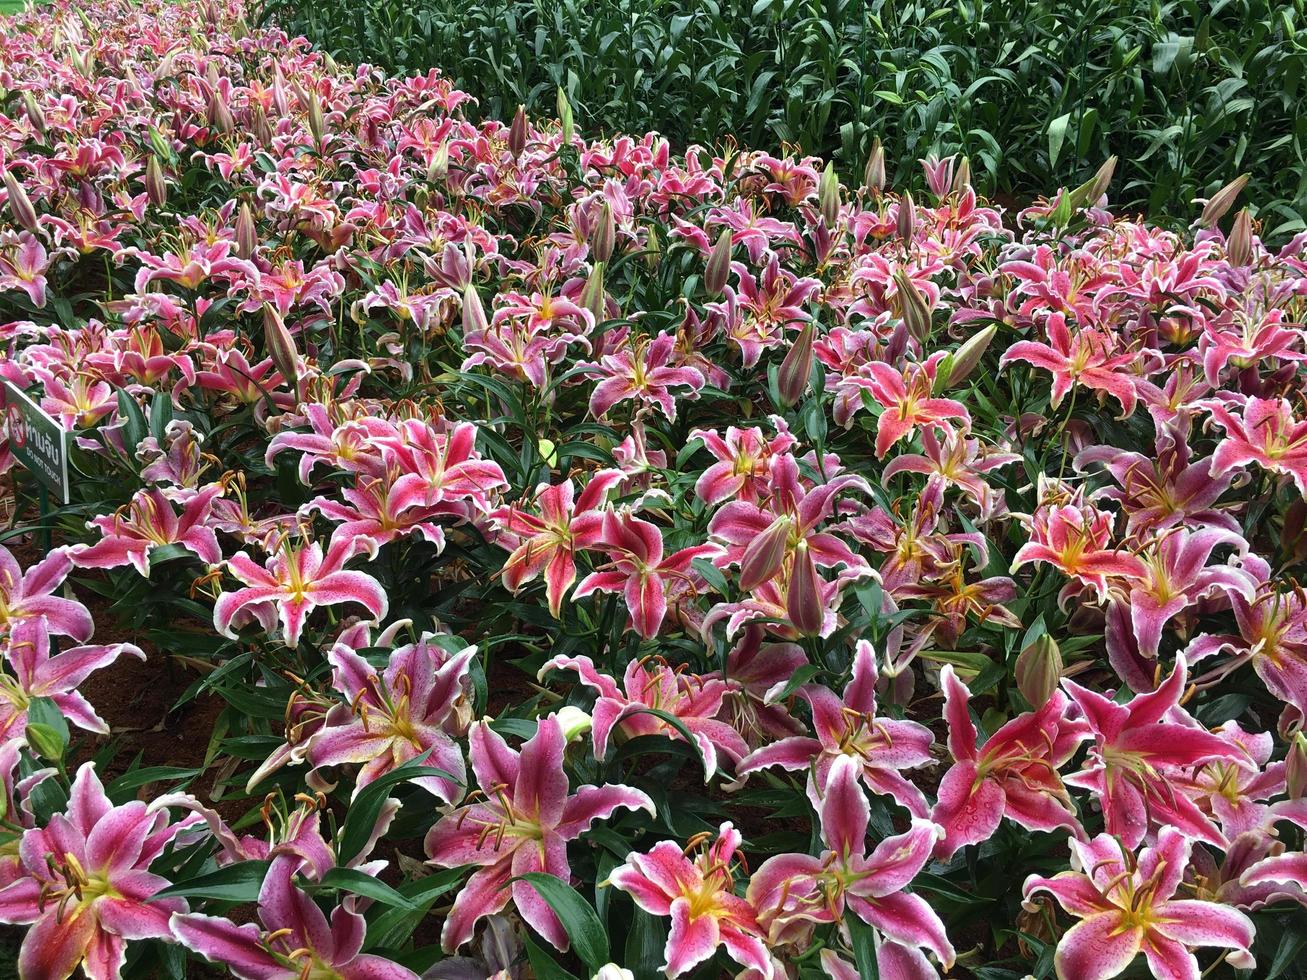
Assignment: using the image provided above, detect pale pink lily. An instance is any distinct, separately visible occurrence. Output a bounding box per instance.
[306,638,475,802]
[609,822,773,978]
[170,854,419,980]
[303,474,461,551]
[0,762,201,980]
[932,666,1088,859]
[487,468,624,617]
[0,233,51,308]
[1063,655,1252,848]
[584,331,705,422]
[1204,394,1307,495]
[424,715,653,952]
[214,536,387,647]
[0,545,93,641]
[69,485,223,577]
[747,757,953,977]
[737,641,934,817]
[0,618,144,741]
[1166,721,1287,840]
[541,654,749,780]
[575,509,722,639]
[1023,828,1255,980]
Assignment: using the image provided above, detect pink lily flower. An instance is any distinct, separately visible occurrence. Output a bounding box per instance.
[689,417,797,506]
[304,474,461,551]
[1023,828,1255,980]
[1011,502,1146,603]
[584,332,705,422]
[487,468,624,618]
[738,640,934,817]
[0,234,51,308]
[931,666,1088,859]
[856,353,970,457]
[376,419,508,514]
[264,403,388,484]
[1205,394,1307,494]
[1000,313,1144,418]
[1063,655,1252,848]
[0,545,93,641]
[0,618,144,741]
[1167,721,1287,840]
[541,654,749,779]
[171,854,419,980]
[424,715,653,951]
[307,637,475,802]
[882,427,1019,519]
[575,509,722,639]
[214,536,388,647]
[69,485,224,577]
[609,822,773,978]
[0,762,201,980]
[747,757,953,975]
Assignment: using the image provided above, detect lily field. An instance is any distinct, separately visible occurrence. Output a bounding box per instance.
[0,1,1305,978]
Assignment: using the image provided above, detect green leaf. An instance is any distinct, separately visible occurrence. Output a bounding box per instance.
[1047,111,1071,169]
[513,873,609,971]
[847,914,881,979]
[316,867,416,910]
[337,752,461,865]
[154,861,269,903]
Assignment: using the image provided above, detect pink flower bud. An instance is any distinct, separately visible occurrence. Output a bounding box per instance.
[863,137,885,194]
[786,542,823,636]
[897,190,916,247]
[21,91,45,133]
[1015,635,1063,709]
[252,105,274,146]
[2,170,39,233]
[208,88,233,134]
[1227,208,1253,267]
[509,105,528,159]
[581,262,607,323]
[263,307,300,402]
[592,201,615,264]
[738,516,793,592]
[704,229,732,296]
[1198,173,1250,229]
[235,202,258,260]
[895,271,933,346]
[462,282,489,337]
[144,155,167,207]
[777,322,815,406]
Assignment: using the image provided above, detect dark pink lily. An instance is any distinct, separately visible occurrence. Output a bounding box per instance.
[1205,394,1307,495]
[0,545,92,641]
[584,331,705,422]
[932,665,1088,859]
[424,715,653,951]
[1000,313,1144,418]
[69,485,223,577]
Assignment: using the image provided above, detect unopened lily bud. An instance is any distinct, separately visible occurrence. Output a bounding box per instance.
[592,967,635,980]
[897,190,915,246]
[556,86,574,144]
[1227,208,1253,267]
[208,88,233,134]
[705,229,732,296]
[863,137,885,193]
[144,155,167,206]
[462,282,489,337]
[1015,634,1063,708]
[946,323,997,388]
[818,163,840,227]
[1288,733,1307,800]
[644,223,661,270]
[21,91,45,133]
[895,272,933,345]
[1089,156,1116,202]
[1199,173,1250,229]
[263,307,300,400]
[592,201,615,263]
[27,723,65,763]
[556,705,593,744]
[252,105,274,146]
[778,322,816,406]
[322,51,338,74]
[581,262,606,323]
[307,91,325,146]
[428,142,449,183]
[509,105,528,159]
[235,202,258,260]
[951,156,972,195]
[786,541,823,636]
[3,170,39,232]
[739,516,793,592]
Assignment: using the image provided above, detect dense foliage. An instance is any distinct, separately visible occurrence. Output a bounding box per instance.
[256,0,1307,236]
[1,1,1307,978]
